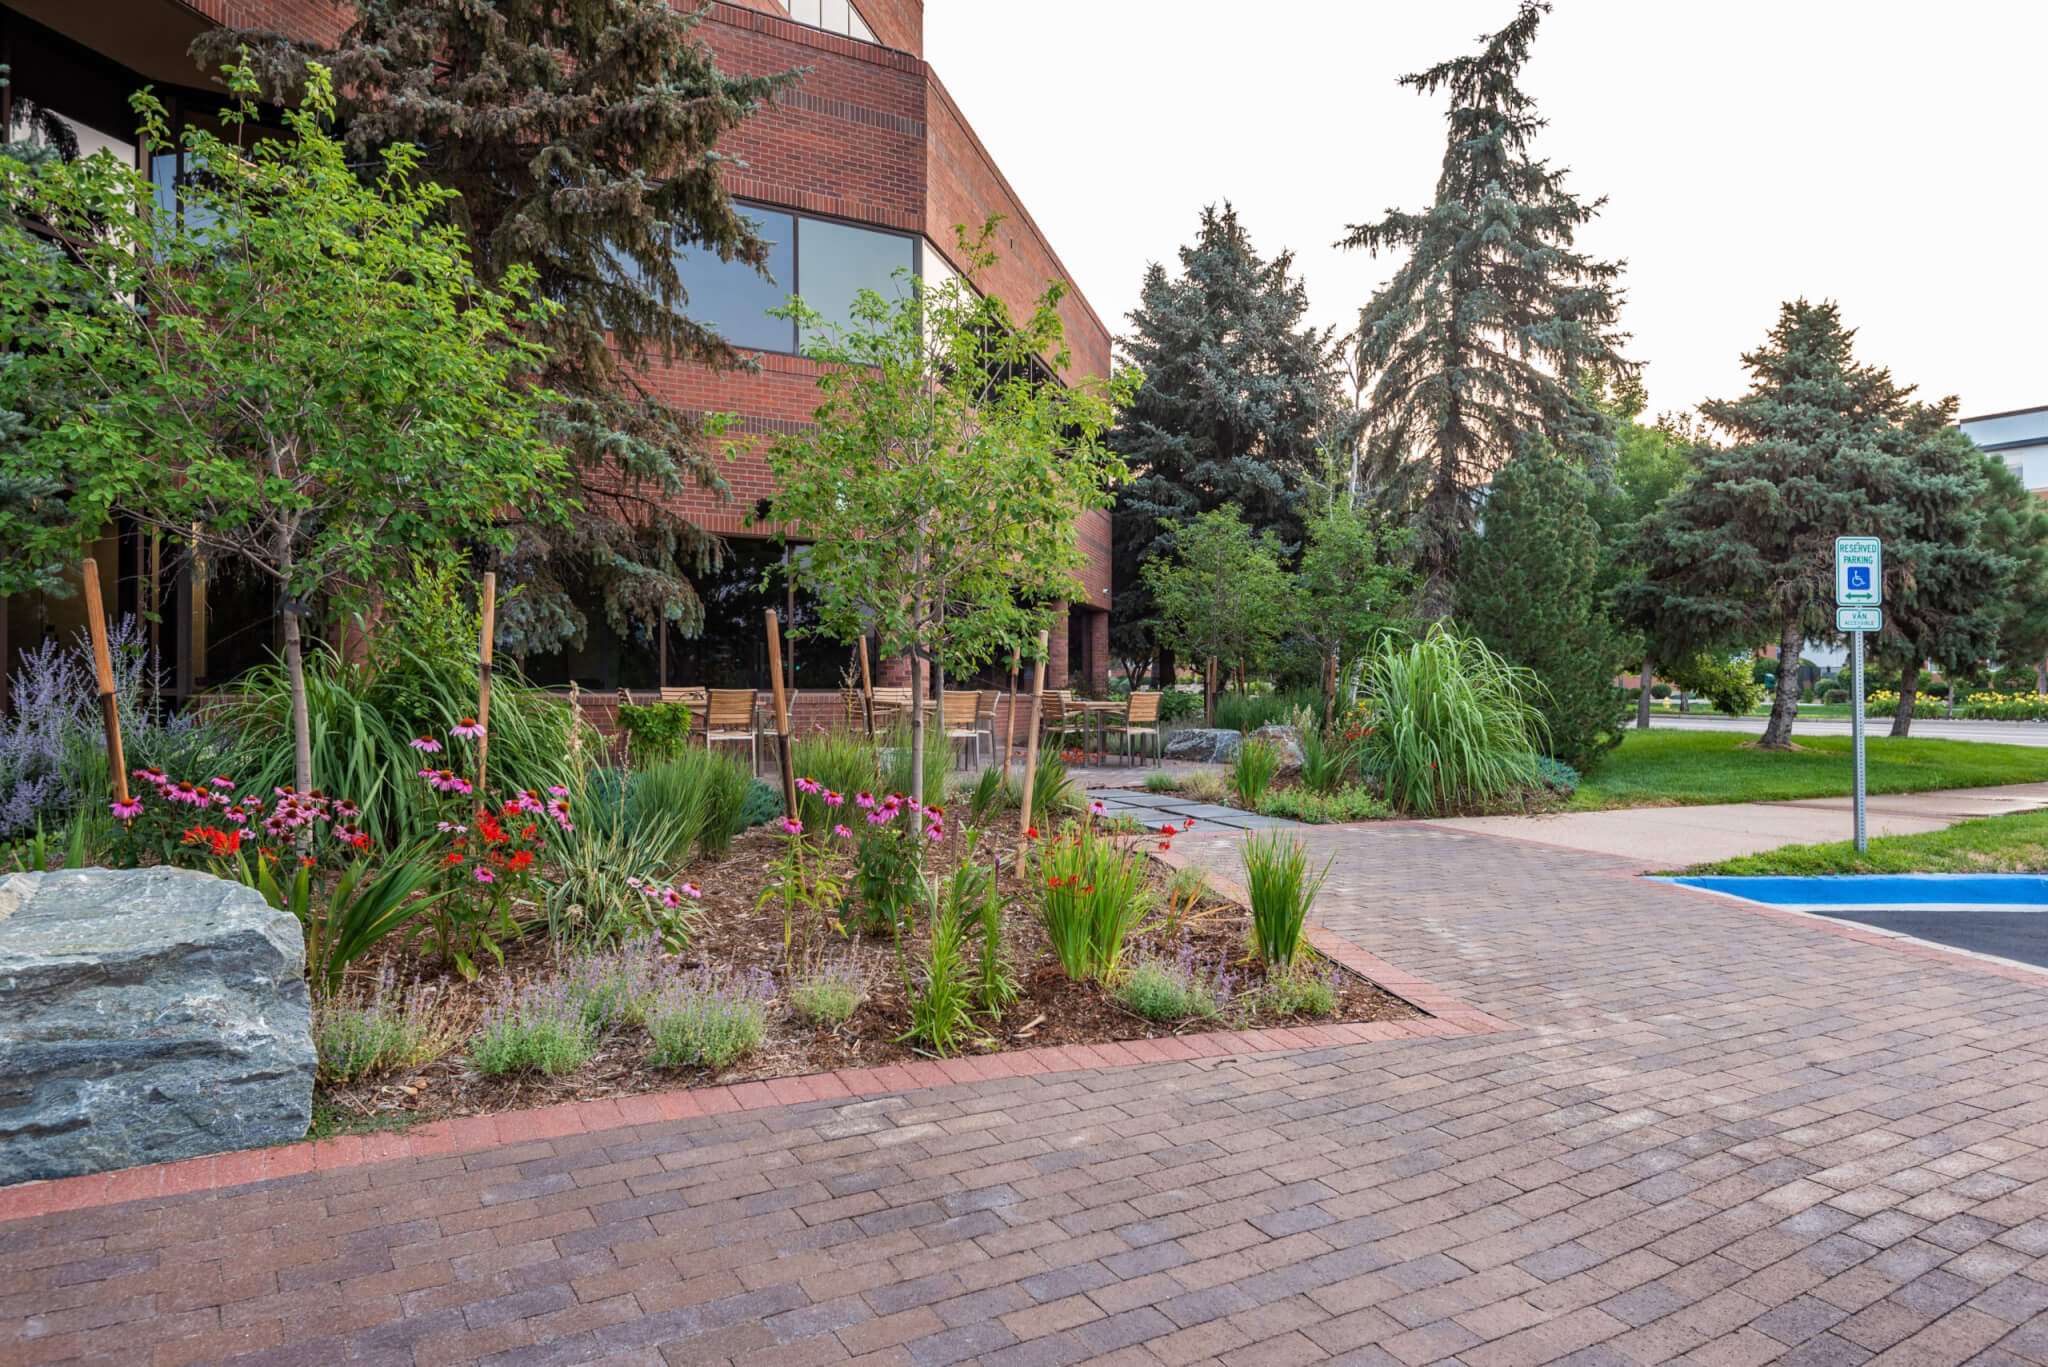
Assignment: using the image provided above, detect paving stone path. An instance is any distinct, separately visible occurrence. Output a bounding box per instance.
[1086,788,1301,834]
[10,822,2048,1366]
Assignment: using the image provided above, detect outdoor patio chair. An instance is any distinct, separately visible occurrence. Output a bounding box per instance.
[1107,691,1163,767]
[937,689,985,770]
[975,689,1001,765]
[704,689,762,774]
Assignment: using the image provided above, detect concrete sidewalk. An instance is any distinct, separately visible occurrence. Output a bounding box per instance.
[1427,781,2048,867]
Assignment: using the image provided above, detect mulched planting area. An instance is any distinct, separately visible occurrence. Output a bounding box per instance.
[320,819,1421,1129]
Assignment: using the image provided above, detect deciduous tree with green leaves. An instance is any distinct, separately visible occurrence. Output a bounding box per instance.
[763,221,1132,804]
[201,0,793,657]
[1340,1,1630,617]
[1292,497,1414,724]
[1141,509,1291,726]
[0,66,571,792]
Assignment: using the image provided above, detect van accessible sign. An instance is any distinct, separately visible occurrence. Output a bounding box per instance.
[1834,537,1882,606]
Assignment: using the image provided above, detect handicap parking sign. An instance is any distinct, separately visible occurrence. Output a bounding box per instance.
[1846,566,1871,592]
[1834,537,1882,606]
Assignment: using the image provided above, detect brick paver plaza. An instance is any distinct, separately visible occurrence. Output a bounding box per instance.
[9,821,2048,1366]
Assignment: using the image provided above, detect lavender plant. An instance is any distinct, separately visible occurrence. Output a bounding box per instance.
[790,957,863,1025]
[1115,945,1235,1022]
[313,966,446,1082]
[469,975,598,1075]
[645,965,775,1069]
[562,935,670,1029]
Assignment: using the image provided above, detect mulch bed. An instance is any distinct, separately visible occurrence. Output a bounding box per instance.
[320,818,1421,1128]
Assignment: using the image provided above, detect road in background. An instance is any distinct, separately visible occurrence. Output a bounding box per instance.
[1647,711,2048,748]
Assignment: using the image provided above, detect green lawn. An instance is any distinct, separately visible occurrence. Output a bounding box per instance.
[1572,730,2048,810]
[1682,808,2048,876]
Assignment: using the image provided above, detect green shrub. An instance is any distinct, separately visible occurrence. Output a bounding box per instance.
[1359,625,1544,817]
[1260,961,1338,1017]
[1241,829,1331,966]
[1256,786,1389,823]
[645,965,774,1069]
[791,960,863,1024]
[732,778,784,842]
[1142,771,1179,794]
[1649,683,1672,699]
[1823,688,1849,705]
[1213,688,1321,733]
[1530,756,1580,798]
[1296,726,1351,795]
[1159,689,1203,722]
[469,976,597,1076]
[967,767,1007,822]
[1034,820,1153,980]
[615,702,693,763]
[1115,949,1228,1021]
[1231,738,1282,807]
[1024,747,1080,823]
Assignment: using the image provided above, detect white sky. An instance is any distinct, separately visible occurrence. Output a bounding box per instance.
[925,0,2047,423]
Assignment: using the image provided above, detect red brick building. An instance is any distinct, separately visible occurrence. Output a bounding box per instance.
[0,0,1114,713]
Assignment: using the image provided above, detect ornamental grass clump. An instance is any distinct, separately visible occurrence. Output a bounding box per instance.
[645,965,776,1069]
[469,975,597,1076]
[1230,737,1282,807]
[1360,624,1545,817]
[1034,821,1153,981]
[1115,945,1233,1022]
[1240,829,1332,966]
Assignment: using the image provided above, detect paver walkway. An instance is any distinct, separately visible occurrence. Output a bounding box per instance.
[10,822,2048,1366]
[1087,788,1300,834]
[1430,782,2048,866]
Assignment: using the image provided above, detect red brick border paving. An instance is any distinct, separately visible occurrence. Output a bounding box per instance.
[0,923,1511,1223]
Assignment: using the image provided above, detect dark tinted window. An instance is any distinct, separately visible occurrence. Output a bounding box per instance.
[672,210,795,354]
[797,217,915,350]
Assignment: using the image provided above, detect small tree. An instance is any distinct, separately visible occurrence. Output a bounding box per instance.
[0,67,570,792]
[1458,455,1628,770]
[1293,497,1414,723]
[764,221,1132,804]
[1141,509,1290,725]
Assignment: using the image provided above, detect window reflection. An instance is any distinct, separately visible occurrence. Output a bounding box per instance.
[795,217,915,350]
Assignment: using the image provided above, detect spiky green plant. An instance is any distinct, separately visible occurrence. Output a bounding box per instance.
[1240,829,1332,966]
[1360,624,1544,816]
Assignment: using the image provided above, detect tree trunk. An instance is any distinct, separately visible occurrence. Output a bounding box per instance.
[1636,653,1654,729]
[1419,566,1452,622]
[281,606,313,794]
[907,645,927,806]
[2037,656,2047,696]
[1891,659,1919,739]
[1758,616,1804,748]
[1156,646,1175,696]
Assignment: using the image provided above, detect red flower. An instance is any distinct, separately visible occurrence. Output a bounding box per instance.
[507,850,534,871]
[1026,826,1039,840]
[444,851,465,864]
[1158,841,1170,851]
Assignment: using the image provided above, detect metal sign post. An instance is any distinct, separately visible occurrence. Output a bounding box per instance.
[1834,538,1883,855]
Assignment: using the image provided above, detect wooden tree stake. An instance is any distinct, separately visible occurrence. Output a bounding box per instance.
[81,559,129,811]
[475,572,497,799]
[1017,630,1050,839]
[856,635,876,739]
[766,610,798,816]
[1002,647,1020,786]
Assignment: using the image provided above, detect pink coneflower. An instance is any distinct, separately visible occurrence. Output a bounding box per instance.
[867,809,892,826]
[1088,800,1107,817]
[823,790,844,808]
[779,817,803,837]
[333,799,359,818]
[925,824,945,843]
[221,806,249,826]
[109,797,144,820]
[547,785,569,798]
[410,735,442,753]
[855,791,875,810]
[450,718,485,741]
[133,766,163,786]
[549,798,574,832]
[209,776,235,791]
[795,776,821,795]
[474,866,495,883]
[679,883,703,900]
[833,824,853,839]
[659,888,683,908]
[437,821,467,834]
[167,781,209,808]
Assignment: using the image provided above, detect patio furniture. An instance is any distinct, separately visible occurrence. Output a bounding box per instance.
[1105,691,1163,767]
[974,689,1001,766]
[704,689,763,773]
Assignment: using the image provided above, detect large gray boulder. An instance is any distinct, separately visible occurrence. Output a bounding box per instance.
[0,866,315,1185]
[1248,725,1306,776]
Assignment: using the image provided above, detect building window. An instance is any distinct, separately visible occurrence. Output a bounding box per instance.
[669,205,919,357]
[784,0,878,43]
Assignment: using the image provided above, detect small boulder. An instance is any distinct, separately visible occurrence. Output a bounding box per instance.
[0,866,315,1185]
[1248,725,1306,776]
[1163,728,1242,765]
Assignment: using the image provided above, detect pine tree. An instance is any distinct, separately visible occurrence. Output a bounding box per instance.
[1110,203,1352,681]
[1621,301,1918,748]
[197,2,792,655]
[1341,0,1630,618]
[1976,455,2048,694]
[1457,455,1627,770]
[1870,403,2010,737]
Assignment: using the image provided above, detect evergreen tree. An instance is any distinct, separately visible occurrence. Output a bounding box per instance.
[1870,403,2010,737]
[1976,455,2048,694]
[1340,1,1630,618]
[1110,203,1352,681]
[1622,301,1918,748]
[197,1,792,655]
[1457,455,1627,770]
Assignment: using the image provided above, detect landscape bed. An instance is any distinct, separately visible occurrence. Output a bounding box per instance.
[315,821,1422,1134]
